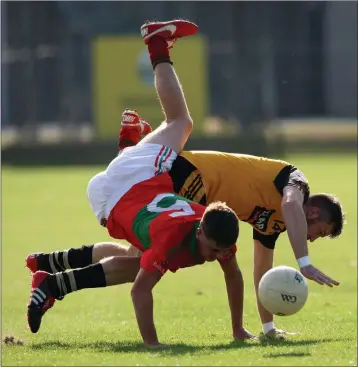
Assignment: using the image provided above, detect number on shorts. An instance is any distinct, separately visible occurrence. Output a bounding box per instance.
[147,193,195,217]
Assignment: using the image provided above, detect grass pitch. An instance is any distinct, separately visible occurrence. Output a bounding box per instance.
[1,153,357,366]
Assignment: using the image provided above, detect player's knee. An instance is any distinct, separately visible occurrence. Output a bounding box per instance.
[167,116,193,133]
[177,116,193,138]
[127,245,142,257]
[182,116,193,134]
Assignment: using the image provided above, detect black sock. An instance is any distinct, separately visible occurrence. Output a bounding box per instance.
[39,245,94,272]
[47,263,107,299]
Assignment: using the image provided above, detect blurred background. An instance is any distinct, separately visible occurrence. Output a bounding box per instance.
[1,0,357,164]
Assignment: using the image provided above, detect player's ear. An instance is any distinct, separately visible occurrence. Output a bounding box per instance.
[306,206,320,220]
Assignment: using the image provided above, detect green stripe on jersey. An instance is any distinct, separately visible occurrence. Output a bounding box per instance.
[132,194,195,250]
[132,209,160,250]
[157,146,169,172]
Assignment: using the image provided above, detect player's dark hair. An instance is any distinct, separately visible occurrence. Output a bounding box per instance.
[307,193,345,238]
[201,201,239,248]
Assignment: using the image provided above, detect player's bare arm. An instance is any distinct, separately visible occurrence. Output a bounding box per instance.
[281,186,308,258]
[131,268,163,347]
[220,257,256,340]
[281,186,339,287]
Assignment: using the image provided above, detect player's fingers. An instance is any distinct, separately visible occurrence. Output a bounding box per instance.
[315,273,331,285]
[303,271,320,282]
[328,278,340,286]
[320,276,337,287]
[318,273,340,287]
[324,279,340,287]
[312,275,325,285]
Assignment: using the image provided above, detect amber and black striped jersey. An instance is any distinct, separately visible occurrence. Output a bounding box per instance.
[169,151,310,249]
[169,155,207,205]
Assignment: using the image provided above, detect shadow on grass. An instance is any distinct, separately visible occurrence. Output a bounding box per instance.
[258,337,348,348]
[30,337,348,355]
[30,340,255,355]
[264,351,312,358]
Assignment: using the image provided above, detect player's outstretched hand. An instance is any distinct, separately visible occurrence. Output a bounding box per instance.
[144,342,169,349]
[234,328,258,341]
[300,264,340,287]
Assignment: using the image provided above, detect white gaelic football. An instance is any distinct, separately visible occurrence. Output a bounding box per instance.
[258,265,308,316]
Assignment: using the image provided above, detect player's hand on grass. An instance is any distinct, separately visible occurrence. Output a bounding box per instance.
[144,342,169,349]
[233,328,258,341]
[300,265,340,287]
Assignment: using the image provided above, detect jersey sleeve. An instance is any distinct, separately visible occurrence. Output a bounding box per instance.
[140,248,168,277]
[273,165,310,203]
[217,244,237,264]
[139,218,200,276]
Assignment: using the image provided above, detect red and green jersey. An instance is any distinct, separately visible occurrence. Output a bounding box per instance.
[106,173,236,276]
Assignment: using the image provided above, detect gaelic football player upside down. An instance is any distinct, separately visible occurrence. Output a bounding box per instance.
[26,19,343,343]
[26,19,253,348]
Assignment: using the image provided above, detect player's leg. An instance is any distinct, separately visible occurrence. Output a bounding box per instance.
[26,242,142,273]
[138,20,198,153]
[27,256,140,333]
[87,21,199,229]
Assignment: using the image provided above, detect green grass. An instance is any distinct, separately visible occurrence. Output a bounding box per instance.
[2,153,357,366]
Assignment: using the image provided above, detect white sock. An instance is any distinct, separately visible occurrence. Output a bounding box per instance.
[262,321,274,334]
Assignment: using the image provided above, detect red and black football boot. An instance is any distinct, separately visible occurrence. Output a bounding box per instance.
[140,19,198,49]
[27,271,56,333]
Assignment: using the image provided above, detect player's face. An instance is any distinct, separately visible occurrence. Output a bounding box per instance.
[306,219,334,242]
[305,206,334,242]
[196,226,233,262]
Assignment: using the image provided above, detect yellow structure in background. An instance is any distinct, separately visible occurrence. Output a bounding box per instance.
[92,36,208,139]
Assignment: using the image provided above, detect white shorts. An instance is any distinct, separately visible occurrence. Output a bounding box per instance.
[87,143,177,223]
